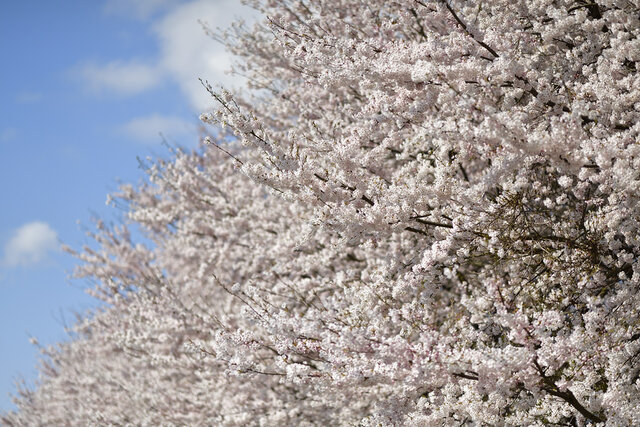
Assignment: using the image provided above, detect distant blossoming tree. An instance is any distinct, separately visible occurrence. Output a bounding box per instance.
[4,0,640,425]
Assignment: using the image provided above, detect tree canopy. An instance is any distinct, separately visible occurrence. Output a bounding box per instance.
[4,0,640,425]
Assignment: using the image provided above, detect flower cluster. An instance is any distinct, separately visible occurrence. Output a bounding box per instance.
[4,0,640,425]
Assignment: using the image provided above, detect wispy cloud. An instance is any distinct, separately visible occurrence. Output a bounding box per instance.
[154,0,256,111]
[120,114,197,144]
[103,0,183,20]
[0,128,18,143]
[77,1,256,108]
[3,222,59,267]
[77,60,164,96]
[16,92,43,104]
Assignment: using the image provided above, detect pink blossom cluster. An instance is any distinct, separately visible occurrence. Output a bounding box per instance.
[4,0,640,425]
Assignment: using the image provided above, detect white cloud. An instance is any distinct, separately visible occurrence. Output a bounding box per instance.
[120,114,197,144]
[103,0,183,20]
[78,60,164,96]
[154,0,257,111]
[81,1,256,107]
[3,222,59,267]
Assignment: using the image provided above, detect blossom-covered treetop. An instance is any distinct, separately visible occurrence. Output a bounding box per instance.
[4,0,640,425]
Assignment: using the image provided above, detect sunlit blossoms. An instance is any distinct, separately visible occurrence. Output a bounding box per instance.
[4,0,640,425]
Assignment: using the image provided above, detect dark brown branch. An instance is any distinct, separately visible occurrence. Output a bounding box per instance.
[451,362,605,423]
[441,1,499,58]
[405,226,429,236]
[452,372,479,381]
[415,0,499,59]
[313,173,375,206]
[568,2,602,19]
[408,7,428,40]
[459,163,469,182]
[543,387,605,423]
[204,138,244,165]
[414,218,454,229]
[534,360,605,423]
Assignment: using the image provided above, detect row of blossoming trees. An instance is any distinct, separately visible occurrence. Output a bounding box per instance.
[4,0,640,425]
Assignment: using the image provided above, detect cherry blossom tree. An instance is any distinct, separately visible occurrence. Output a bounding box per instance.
[4,0,640,425]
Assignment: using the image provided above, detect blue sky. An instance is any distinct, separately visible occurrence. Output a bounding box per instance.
[0,0,254,412]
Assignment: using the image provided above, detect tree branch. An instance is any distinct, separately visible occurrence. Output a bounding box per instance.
[415,0,499,59]
[534,360,605,423]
